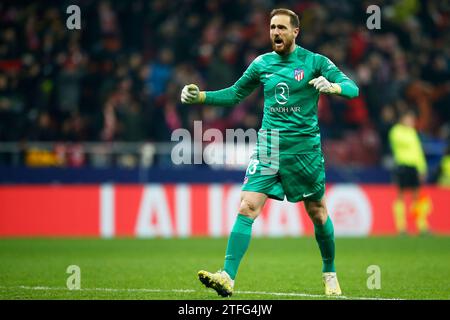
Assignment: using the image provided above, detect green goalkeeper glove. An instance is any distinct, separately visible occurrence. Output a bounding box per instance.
[309,76,342,94]
[180,84,206,104]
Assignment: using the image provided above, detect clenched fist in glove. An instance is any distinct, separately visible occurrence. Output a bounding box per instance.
[308,76,341,94]
[180,84,206,104]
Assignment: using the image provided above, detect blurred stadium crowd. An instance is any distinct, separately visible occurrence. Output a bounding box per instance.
[0,0,449,168]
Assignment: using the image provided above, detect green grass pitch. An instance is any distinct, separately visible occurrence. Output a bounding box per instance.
[0,237,449,300]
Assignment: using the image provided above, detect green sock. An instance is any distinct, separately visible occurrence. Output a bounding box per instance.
[223,214,254,280]
[314,216,336,273]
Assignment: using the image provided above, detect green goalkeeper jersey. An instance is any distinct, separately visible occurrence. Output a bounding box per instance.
[204,45,359,154]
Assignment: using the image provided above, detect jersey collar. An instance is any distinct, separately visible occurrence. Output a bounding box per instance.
[275,45,299,60]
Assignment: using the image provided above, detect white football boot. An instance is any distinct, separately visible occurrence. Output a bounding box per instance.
[322,272,342,296]
[198,270,234,297]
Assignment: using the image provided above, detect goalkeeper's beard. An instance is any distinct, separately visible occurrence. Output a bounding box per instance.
[271,37,294,55]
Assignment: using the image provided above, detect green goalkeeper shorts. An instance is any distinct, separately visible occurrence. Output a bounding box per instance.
[241,152,326,202]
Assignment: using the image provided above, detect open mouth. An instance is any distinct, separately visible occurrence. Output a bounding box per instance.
[273,38,284,48]
[274,38,283,45]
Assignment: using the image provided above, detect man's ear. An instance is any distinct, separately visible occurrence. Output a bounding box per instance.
[294,27,300,38]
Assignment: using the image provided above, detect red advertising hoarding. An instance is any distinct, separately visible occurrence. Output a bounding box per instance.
[0,184,449,237]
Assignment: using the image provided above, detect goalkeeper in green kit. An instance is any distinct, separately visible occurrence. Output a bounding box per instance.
[181,8,359,297]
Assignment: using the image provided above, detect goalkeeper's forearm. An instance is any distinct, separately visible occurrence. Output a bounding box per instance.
[181,84,243,106]
[203,86,243,106]
[334,79,359,99]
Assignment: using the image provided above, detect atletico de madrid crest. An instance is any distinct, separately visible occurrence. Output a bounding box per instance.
[294,68,304,81]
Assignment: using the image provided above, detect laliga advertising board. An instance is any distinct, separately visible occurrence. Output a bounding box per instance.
[0,184,449,237]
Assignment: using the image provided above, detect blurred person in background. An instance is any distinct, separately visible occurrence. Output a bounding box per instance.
[436,144,450,187]
[0,0,448,169]
[389,109,432,236]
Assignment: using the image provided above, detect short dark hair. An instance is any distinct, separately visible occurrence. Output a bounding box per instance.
[270,8,300,28]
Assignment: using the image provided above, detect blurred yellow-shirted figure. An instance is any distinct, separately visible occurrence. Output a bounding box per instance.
[389,110,432,235]
[437,145,450,187]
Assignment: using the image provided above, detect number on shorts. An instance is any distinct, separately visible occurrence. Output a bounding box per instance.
[246,159,259,175]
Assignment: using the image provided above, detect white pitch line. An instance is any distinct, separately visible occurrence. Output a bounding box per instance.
[0,285,403,300]
[0,286,195,294]
[236,290,403,300]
